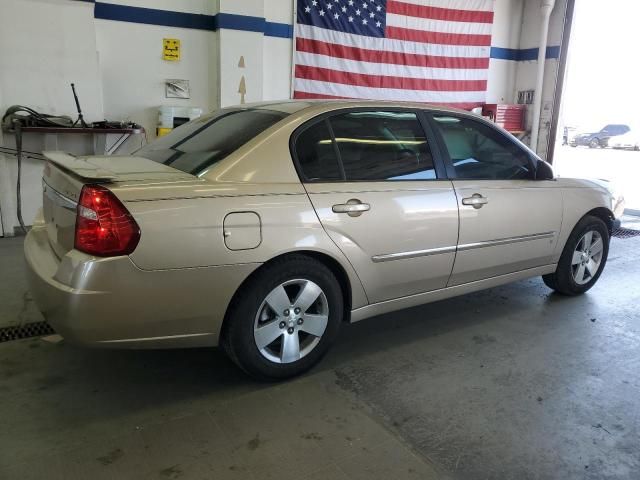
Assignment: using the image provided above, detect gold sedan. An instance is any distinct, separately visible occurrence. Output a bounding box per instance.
[25,101,621,379]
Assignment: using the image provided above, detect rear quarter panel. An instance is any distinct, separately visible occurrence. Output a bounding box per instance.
[112,105,386,313]
[122,189,369,310]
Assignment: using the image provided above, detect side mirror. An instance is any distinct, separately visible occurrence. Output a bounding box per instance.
[535,160,555,180]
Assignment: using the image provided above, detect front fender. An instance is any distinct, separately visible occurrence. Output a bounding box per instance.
[554,178,616,261]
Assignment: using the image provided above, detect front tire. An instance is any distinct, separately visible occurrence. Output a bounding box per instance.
[542,215,609,295]
[589,138,600,148]
[223,255,343,380]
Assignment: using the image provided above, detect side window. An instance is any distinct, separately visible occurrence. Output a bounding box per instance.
[432,115,534,180]
[295,120,343,181]
[329,111,436,181]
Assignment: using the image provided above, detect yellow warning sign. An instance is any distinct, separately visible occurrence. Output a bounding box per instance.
[163,38,180,61]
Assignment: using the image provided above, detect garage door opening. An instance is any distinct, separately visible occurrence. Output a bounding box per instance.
[553,0,640,222]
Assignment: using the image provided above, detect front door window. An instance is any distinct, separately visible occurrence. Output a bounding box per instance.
[432,115,533,180]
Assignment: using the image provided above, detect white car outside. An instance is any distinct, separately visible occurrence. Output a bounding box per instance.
[609,131,640,150]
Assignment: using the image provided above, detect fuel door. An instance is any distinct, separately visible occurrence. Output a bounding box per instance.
[223,212,262,250]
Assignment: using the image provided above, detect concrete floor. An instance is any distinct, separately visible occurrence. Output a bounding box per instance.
[1,233,639,480]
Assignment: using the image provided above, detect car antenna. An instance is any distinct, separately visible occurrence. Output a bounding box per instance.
[71,83,88,128]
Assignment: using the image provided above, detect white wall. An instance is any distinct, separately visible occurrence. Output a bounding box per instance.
[486,0,524,103]
[219,30,265,107]
[0,0,104,120]
[262,36,293,101]
[0,0,104,235]
[105,0,215,15]
[0,0,221,234]
[95,21,216,140]
[514,0,568,159]
[263,0,295,101]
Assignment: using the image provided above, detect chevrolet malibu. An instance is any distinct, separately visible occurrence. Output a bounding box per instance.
[25,101,624,379]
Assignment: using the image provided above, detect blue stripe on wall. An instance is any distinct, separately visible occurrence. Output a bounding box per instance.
[86,1,562,58]
[490,46,561,61]
[265,21,294,39]
[215,13,265,33]
[94,3,216,30]
[93,2,292,37]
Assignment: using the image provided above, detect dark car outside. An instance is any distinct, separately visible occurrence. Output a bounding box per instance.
[570,124,630,148]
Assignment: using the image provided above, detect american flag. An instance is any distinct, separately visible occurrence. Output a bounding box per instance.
[293,0,494,109]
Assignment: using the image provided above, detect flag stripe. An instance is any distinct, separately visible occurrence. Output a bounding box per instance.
[295,64,487,92]
[387,0,494,23]
[386,25,491,46]
[295,38,489,69]
[293,0,493,110]
[293,89,484,110]
[296,24,491,58]
[395,0,493,12]
[386,13,492,35]
[293,78,487,102]
[295,51,488,80]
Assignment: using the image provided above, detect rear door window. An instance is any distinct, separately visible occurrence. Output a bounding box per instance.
[294,110,437,182]
[329,111,436,181]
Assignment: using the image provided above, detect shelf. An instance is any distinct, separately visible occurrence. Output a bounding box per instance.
[2,126,145,155]
[19,127,142,134]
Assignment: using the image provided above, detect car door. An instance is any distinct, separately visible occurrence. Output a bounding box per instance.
[428,112,562,286]
[292,109,459,304]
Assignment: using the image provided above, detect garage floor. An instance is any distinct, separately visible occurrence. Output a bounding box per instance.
[1,231,639,480]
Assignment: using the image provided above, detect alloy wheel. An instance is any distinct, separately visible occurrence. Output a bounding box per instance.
[253,279,329,364]
[571,230,604,285]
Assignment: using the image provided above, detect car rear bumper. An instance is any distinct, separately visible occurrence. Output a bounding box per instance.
[24,226,259,348]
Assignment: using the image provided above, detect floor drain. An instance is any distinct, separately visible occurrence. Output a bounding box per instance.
[612,227,640,239]
[0,321,55,343]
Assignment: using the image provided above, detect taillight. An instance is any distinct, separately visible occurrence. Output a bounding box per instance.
[74,185,140,257]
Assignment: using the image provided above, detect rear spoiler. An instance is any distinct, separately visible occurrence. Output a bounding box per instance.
[43,151,117,181]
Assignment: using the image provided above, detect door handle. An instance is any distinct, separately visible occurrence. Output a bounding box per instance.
[332,199,370,217]
[462,193,488,209]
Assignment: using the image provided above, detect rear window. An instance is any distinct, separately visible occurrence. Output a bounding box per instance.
[602,124,629,135]
[134,108,289,175]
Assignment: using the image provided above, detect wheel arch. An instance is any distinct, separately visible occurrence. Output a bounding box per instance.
[219,250,355,345]
[584,207,615,233]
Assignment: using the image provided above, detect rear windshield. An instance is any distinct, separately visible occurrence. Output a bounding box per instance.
[134,108,289,175]
[601,124,629,135]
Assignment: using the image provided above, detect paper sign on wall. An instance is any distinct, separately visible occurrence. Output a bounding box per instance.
[163,38,180,61]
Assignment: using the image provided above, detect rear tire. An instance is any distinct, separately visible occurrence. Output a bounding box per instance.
[542,215,609,295]
[223,254,343,380]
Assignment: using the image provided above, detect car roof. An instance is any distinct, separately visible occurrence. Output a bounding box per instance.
[237,99,473,117]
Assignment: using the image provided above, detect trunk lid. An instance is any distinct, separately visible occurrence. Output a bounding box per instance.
[41,151,194,258]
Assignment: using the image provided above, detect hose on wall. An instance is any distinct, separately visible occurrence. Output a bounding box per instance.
[13,121,27,235]
[2,105,73,235]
